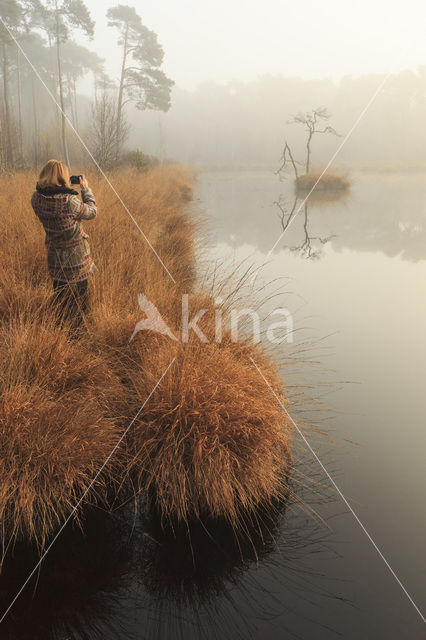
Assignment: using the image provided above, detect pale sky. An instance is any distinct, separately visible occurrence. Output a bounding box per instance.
[80,0,426,90]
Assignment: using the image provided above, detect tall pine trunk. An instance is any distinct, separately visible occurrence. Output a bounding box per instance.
[31,74,39,169]
[2,41,13,168]
[55,0,70,167]
[68,74,76,126]
[115,22,128,163]
[17,49,24,163]
[73,76,79,130]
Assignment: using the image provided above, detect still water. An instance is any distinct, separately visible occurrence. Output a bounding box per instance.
[1,170,425,639]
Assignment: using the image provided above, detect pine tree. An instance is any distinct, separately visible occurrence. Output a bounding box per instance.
[0,0,22,169]
[12,1,45,165]
[107,4,174,161]
[39,0,94,166]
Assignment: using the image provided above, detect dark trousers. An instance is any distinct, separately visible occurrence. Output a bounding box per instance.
[52,278,88,327]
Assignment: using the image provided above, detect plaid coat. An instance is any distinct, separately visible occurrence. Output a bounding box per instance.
[31,186,97,283]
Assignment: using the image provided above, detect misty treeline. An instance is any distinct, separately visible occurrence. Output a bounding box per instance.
[0,0,173,172]
[132,70,426,170]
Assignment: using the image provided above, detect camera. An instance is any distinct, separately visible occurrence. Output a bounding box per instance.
[70,175,81,185]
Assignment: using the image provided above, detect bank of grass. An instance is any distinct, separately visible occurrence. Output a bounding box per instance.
[0,165,292,548]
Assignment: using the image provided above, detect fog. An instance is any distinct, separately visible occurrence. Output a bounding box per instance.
[71,0,426,168]
[80,0,426,90]
[124,71,426,167]
[3,0,426,169]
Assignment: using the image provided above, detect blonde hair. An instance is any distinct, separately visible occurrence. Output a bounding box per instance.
[37,159,70,189]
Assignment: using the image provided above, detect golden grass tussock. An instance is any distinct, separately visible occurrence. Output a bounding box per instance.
[124,333,292,522]
[0,317,124,548]
[295,171,351,196]
[0,164,292,545]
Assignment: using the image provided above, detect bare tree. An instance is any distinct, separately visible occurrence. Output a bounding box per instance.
[274,131,336,260]
[88,89,128,171]
[275,141,300,181]
[289,107,340,173]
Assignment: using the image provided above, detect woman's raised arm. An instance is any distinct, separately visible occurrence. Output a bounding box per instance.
[69,175,97,220]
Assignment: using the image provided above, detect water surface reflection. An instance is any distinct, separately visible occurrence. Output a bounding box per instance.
[0,478,346,640]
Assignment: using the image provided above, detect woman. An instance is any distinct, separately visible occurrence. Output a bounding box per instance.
[31,159,97,326]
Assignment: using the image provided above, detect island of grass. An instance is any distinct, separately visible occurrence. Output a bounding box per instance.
[295,172,351,196]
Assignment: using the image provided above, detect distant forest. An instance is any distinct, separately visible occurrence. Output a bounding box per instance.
[139,70,426,169]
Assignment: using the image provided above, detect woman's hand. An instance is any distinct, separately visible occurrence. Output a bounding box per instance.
[79,174,89,189]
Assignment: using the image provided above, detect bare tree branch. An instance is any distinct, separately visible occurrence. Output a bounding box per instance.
[288,107,341,172]
[275,141,300,181]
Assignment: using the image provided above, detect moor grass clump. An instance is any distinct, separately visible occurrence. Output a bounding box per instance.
[0,316,124,548]
[121,288,292,523]
[133,343,291,522]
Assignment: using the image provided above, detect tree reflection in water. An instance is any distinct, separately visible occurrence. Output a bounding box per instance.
[274,194,338,260]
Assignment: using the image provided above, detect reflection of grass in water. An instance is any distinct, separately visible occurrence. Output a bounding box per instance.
[299,188,350,205]
[135,453,346,640]
[0,166,294,549]
[0,506,132,640]
[0,476,344,640]
[138,496,289,605]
